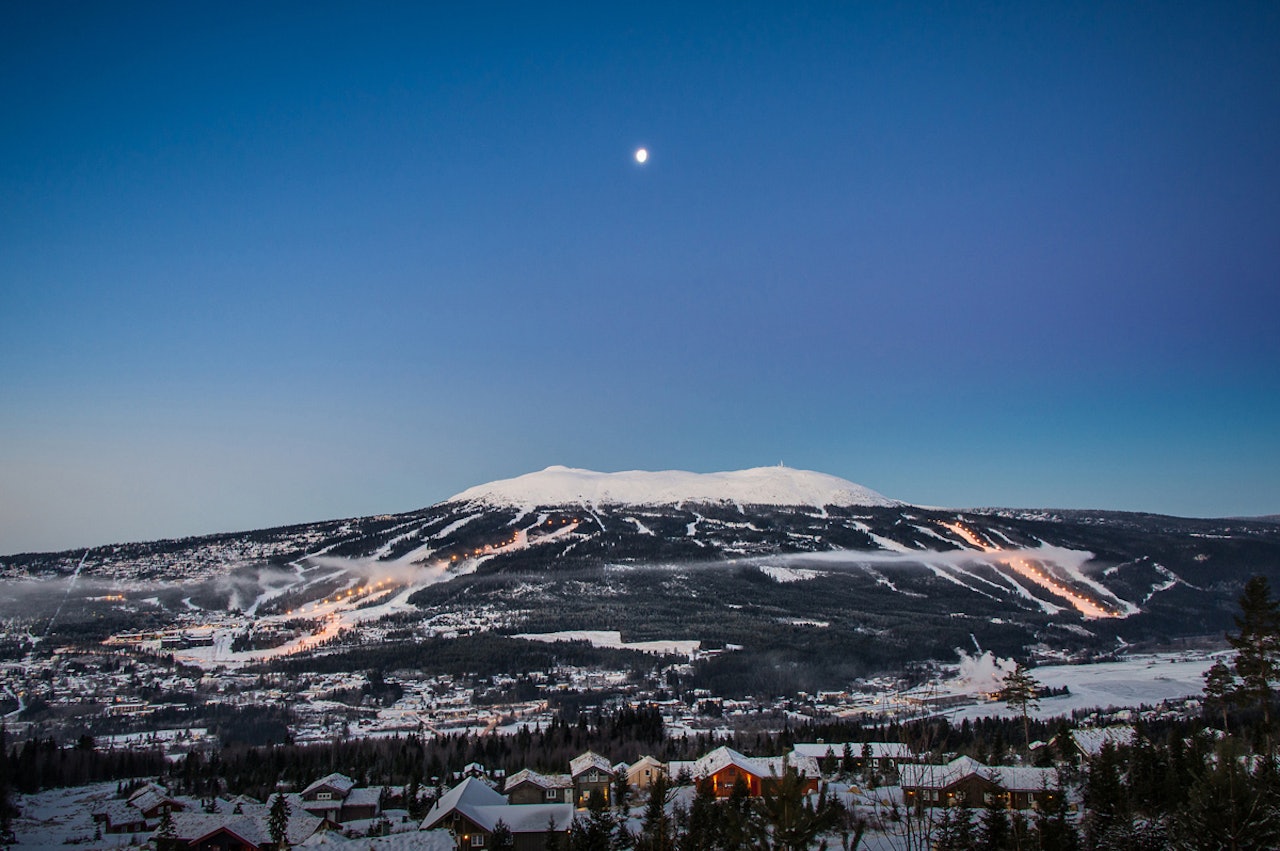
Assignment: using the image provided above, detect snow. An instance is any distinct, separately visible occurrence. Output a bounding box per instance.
[513,629,701,657]
[941,653,1220,722]
[759,565,821,583]
[448,465,899,510]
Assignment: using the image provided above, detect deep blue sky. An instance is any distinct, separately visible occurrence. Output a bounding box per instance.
[3,2,1278,554]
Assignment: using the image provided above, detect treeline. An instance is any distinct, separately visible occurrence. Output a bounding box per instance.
[255,633,665,679]
[0,732,166,796]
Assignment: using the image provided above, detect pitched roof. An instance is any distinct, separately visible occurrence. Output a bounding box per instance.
[504,768,572,792]
[163,808,324,849]
[463,803,574,833]
[344,787,382,808]
[899,757,1058,792]
[302,773,357,798]
[1071,726,1136,757]
[570,751,613,778]
[421,777,506,830]
[692,746,767,780]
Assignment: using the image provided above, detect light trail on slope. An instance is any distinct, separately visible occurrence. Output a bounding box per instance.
[941,521,1116,619]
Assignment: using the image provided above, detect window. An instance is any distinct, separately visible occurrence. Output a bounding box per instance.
[316,792,332,800]
[546,789,557,800]
[472,835,485,847]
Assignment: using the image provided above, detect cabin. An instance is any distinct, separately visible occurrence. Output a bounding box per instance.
[422,777,573,851]
[626,755,667,790]
[569,751,614,807]
[1068,726,1136,762]
[298,772,381,822]
[153,807,326,851]
[504,768,573,804]
[691,746,820,798]
[900,757,1060,811]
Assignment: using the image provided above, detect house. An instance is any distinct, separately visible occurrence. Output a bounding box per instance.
[789,741,916,783]
[569,751,614,807]
[153,806,327,851]
[626,755,667,790]
[422,777,573,851]
[94,800,150,834]
[1068,726,1136,761]
[128,783,188,820]
[92,783,188,833]
[691,746,820,798]
[298,773,381,823]
[900,757,1060,811]
[504,768,573,805]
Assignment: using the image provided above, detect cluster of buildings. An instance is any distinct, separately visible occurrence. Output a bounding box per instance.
[75,735,1093,850]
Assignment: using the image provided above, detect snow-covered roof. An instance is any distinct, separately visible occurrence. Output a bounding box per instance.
[627,756,666,774]
[465,803,574,833]
[692,746,767,779]
[570,750,613,778]
[447,466,898,510]
[1070,726,1136,757]
[899,757,1058,792]
[421,777,505,830]
[504,768,571,792]
[127,782,169,804]
[302,773,356,798]
[344,787,382,808]
[424,777,571,835]
[165,807,324,847]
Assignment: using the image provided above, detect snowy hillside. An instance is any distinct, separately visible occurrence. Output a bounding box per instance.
[446,465,900,510]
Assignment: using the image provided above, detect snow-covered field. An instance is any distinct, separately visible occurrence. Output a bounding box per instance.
[513,629,702,657]
[942,652,1220,722]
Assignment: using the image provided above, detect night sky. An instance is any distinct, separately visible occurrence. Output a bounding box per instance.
[3,3,1278,554]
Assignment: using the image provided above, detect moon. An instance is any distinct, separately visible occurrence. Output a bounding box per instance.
[634,147,648,164]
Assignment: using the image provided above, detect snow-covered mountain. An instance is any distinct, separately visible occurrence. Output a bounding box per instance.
[447,465,899,510]
[3,466,1279,687]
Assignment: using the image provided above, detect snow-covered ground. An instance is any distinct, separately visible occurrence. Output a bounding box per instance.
[941,652,1220,722]
[513,629,701,657]
[11,782,142,850]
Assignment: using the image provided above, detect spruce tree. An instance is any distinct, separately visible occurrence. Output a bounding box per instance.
[1227,575,1280,752]
[268,792,291,851]
[491,819,516,851]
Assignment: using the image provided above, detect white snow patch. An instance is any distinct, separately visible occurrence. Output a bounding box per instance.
[513,630,700,657]
[448,465,898,511]
[759,565,821,583]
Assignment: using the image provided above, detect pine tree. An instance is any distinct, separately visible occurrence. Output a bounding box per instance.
[977,796,1008,851]
[754,767,843,851]
[1227,575,1280,752]
[680,779,719,851]
[491,819,516,851]
[634,775,674,851]
[1032,780,1078,851]
[545,813,565,851]
[998,664,1042,747]
[268,792,291,851]
[1203,660,1237,734]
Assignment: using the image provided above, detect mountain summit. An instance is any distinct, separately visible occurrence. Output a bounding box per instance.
[445,465,900,510]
